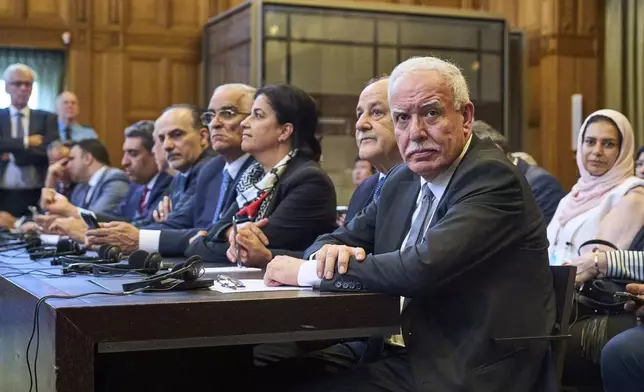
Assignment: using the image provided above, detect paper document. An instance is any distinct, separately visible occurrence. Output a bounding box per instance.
[39,234,61,246]
[210,279,311,293]
[204,266,262,273]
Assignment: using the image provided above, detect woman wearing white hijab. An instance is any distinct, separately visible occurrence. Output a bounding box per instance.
[548,109,644,265]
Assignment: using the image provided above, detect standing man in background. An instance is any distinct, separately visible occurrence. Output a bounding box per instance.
[0,63,57,216]
[56,91,97,142]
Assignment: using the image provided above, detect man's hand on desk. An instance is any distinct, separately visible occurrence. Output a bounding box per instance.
[86,222,139,254]
[315,244,366,280]
[34,214,59,233]
[226,223,273,267]
[0,211,17,228]
[49,216,87,242]
[264,256,305,286]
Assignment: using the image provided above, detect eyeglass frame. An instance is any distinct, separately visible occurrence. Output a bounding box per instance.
[200,108,251,126]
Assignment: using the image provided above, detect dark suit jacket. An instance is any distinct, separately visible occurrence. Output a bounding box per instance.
[157,155,255,255]
[517,158,565,225]
[136,148,216,228]
[69,167,129,214]
[0,108,58,185]
[345,173,380,222]
[305,136,556,392]
[185,153,337,263]
[94,171,173,222]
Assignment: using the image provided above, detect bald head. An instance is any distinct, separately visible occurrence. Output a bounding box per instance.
[57,91,81,124]
[206,83,255,161]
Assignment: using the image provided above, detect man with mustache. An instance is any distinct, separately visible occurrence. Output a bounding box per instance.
[262,57,556,391]
[84,104,214,253]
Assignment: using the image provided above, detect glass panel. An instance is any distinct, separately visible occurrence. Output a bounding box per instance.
[290,13,375,43]
[291,42,374,95]
[377,20,397,45]
[399,49,479,101]
[481,54,502,102]
[481,24,503,51]
[264,40,287,84]
[264,11,287,38]
[399,19,478,49]
[377,48,397,76]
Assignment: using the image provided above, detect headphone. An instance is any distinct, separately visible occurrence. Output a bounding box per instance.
[27,238,85,260]
[89,250,174,275]
[56,244,122,266]
[122,255,205,292]
[0,235,42,252]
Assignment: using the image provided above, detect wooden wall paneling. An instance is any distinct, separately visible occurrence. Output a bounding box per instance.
[0,0,12,17]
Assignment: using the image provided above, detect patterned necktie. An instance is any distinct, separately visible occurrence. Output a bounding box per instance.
[138,186,150,214]
[372,176,386,201]
[213,169,232,223]
[404,184,436,248]
[64,126,72,141]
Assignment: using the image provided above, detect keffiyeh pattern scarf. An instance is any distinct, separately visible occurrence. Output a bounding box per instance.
[235,150,296,221]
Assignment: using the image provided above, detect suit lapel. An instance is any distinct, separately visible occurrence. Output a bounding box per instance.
[380,178,420,253]
[28,110,37,135]
[0,109,11,140]
[87,169,109,207]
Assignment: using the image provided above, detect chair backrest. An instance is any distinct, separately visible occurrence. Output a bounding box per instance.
[550,265,577,385]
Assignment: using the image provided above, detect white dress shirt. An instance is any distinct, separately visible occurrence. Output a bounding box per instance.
[84,166,107,204]
[138,153,250,252]
[297,135,473,287]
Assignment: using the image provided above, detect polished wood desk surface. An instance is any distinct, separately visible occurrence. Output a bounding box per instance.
[0,250,400,392]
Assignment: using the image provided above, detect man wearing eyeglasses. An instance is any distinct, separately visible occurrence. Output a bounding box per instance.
[0,63,58,217]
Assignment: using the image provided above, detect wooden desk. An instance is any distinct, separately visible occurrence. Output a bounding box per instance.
[0,255,399,392]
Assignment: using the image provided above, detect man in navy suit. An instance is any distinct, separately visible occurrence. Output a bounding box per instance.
[472,120,565,225]
[0,63,58,217]
[135,83,257,255]
[96,120,172,222]
[344,75,402,223]
[85,104,216,253]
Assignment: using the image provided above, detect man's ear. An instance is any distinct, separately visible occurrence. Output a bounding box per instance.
[198,127,209,147]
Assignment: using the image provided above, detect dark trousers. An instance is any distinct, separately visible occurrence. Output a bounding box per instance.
[0,188,41,217]
[254,342,414,392]
[601,325,644,392]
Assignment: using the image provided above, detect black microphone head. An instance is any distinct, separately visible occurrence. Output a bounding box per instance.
[56,238,76,253]
[98,244,121,262]
[25,236,42,250]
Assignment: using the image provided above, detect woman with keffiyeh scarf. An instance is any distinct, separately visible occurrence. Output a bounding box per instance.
[184,84,336,266]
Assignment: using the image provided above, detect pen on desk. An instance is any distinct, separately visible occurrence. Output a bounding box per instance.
[232,215,242,268]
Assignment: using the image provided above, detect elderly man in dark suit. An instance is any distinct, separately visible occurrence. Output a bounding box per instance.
[136,84,256,256]
[472,120,565,225]
[263,56,556,392]
[0,63,58,217]
[344,75,402,223]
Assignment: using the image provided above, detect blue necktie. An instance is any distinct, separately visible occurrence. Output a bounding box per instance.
[372,176,386,201]
[212,169,232,223]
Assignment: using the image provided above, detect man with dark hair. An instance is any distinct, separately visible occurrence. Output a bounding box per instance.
[472,120,565,224]
[84,104,215,253]
[41,139,129,214]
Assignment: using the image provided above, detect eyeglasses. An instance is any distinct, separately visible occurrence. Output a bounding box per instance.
[215,274,245,290]
[8,81,32,88]
[201,109,250,126]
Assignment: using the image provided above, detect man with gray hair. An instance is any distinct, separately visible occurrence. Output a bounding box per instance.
[263,57,556,391]
[0,63,57,216]
[472,120,564,224]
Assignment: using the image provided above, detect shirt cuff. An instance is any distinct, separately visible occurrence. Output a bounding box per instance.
[297,259,322,287]
[139,229,161,253]
[23,135,28,149]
